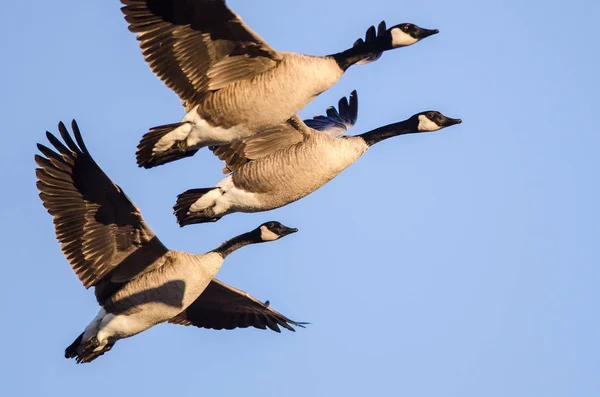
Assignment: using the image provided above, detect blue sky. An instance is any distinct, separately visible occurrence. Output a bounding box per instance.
[2,0,599,395]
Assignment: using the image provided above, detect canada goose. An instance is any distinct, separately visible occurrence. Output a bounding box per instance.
[174,91,462,226]
[35,121,301,363]
[121,0,439,168]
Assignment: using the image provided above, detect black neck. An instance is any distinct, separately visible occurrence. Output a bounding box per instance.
[331,38,388,71]
[359,119,419,147]
[213,230,260,258]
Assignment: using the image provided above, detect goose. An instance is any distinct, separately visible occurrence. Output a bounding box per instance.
[35,121,301,363]
[173,91,462,226]
[120,0,439,168]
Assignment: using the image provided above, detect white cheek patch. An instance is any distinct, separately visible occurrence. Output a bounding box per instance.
[391,28,419,47]
[417,115,442,132]
[260,226,280,241]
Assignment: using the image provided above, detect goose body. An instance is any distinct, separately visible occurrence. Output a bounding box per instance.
[215,133,368,213]
[121,0,439,168]
[174,91,462,226]
[153,54,344,154]
[35,121,300,363]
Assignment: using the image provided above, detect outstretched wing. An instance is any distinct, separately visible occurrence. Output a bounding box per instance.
[169,279,305,332]
[35,121,168,290]
[211,91,359,173]
[353,21,387,65]
[121,0,282,110]
[304,89,358,137]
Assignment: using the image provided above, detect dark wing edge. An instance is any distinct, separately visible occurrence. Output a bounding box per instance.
[304,90,358,137]
[120,0,281,109]
[354,21,387,65]
[169,279,307,332]
[35,120,167,289]
[209,118,306,174]
[208,89,359,173]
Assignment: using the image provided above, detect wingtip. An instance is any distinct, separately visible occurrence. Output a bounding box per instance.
[71,119,88,154]
[58,121,67,134]
[33,153,44,167]
[45,131,56,141]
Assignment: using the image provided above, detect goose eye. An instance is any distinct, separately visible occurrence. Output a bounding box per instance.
[402,25,409,32]
[427,112,435,119]
[266,222,275,229]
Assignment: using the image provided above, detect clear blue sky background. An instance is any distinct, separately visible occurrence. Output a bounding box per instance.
[1,0,598,395]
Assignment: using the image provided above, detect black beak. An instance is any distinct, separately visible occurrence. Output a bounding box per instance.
[442,117,462,127]
[280,226,299,236]
[415,27,439,39]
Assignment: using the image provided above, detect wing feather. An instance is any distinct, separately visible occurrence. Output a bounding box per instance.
[35,121,168,290]
[121,0,281,108]
[304,90,358,137]
[169,279,304,332]
[210,91,359,173]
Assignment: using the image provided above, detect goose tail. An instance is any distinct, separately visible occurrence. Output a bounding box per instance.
[136,122,199,169]
[174,188,223,226]
[64,332,83,359]
[65,332,114,364]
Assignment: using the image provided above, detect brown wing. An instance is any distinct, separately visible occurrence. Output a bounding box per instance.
[210,116,307,173]
[121,0,282,110]
[210,91,358,173]
[169,279,305,332]
[35,121,168,291]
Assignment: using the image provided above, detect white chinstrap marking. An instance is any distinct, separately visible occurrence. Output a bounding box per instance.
[391,28,419,47]
[259,226,280,241]
[417,115,442,132]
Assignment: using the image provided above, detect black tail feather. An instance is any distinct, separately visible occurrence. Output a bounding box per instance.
[65,332,83,359]
[174,188,222,226]
[136,123,199,169]
[65,334,115,364]
[76,337,115,364]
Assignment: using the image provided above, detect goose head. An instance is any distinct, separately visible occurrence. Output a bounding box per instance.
[411,111,462,132]
[359,110,461,146]
[387,23,439,48]
[257,221,298,242]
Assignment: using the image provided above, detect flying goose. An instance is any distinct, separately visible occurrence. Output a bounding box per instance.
[173,91,462,226]
[121,0,439,168]
[35,121,301,363]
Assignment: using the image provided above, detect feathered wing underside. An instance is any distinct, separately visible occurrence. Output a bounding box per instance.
[210,91,359,173]
[169,279,305,332]
[121,0,282,109]
[35,121,168,291]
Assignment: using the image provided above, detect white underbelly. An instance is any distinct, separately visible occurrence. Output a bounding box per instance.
[154,106,248,153]
[88,278,213,343]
